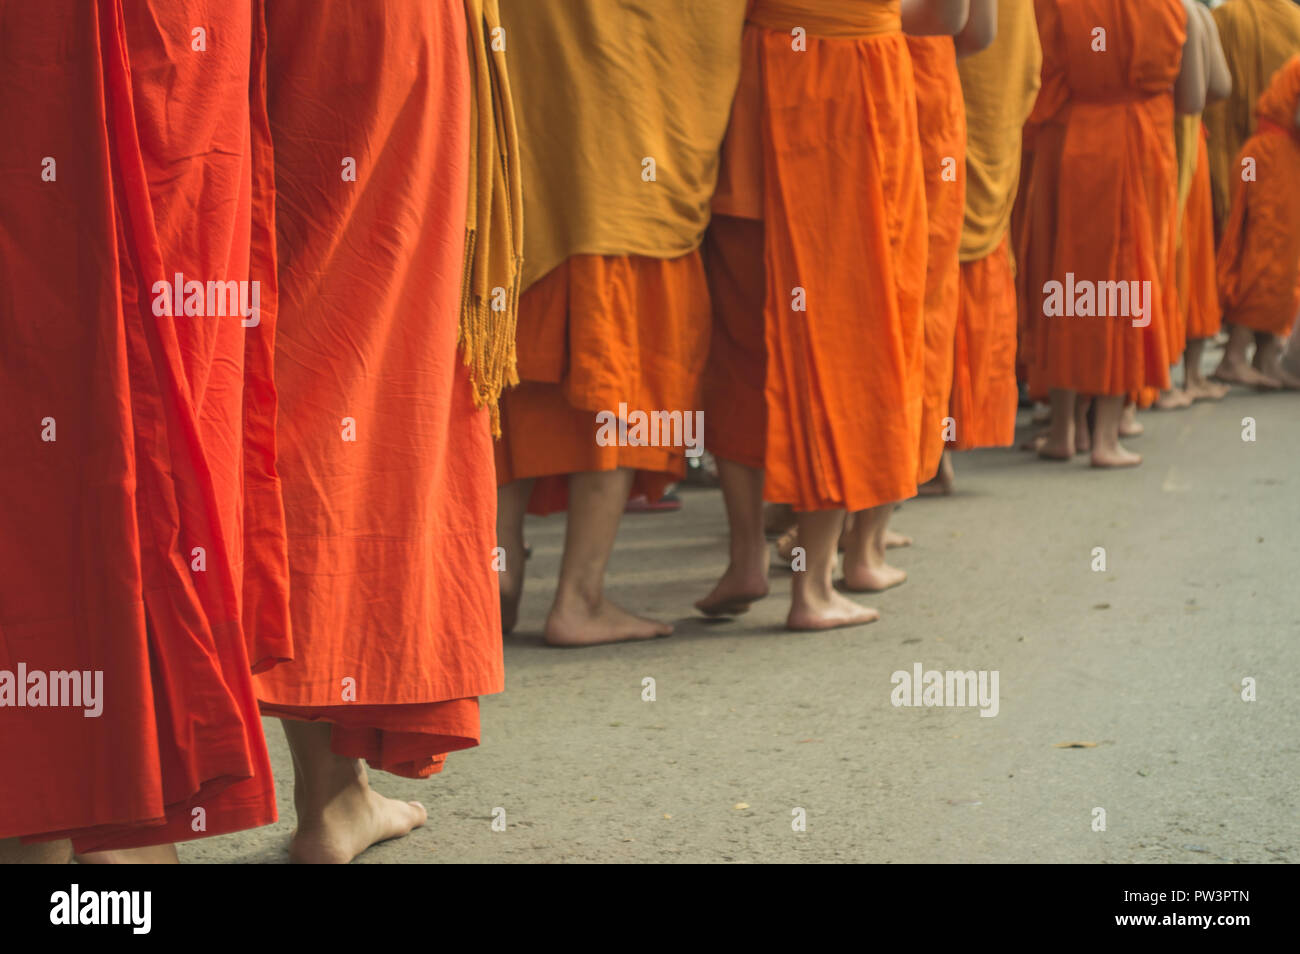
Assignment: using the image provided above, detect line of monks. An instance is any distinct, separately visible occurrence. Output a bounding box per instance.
[2,0,1299,864]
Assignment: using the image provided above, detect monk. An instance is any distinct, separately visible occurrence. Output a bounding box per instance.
[252,0,514,862]
[1204,0,1300,236]
[783,3,994,557]
[495,0,749,646]
[1,0,288,861]
[1177,4,1234,400]
[1027,0,1209,469]
[1154,0,1234,409]
[852,6,995,566]
[927,0,1042,494]
[696,0,971,631]
[1214,54,1300,388]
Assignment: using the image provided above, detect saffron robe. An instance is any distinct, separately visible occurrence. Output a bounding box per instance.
[493,254,711,514]
[495,0,746,512]
[1204,0,1300,235]
[0,0,288,849]
[1179,124,1224,341]
[908,35,966,483]
[254,0,504,778]
[1027,0,1185,397]
[951,0,1041,449]
[1216,54,1300,337]
[707,0,928,512]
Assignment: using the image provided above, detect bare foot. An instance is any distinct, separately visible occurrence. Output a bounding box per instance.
[544,597,672,646]
[787,588,880,631]
[840,560,907,593]
[1213,357,1281,389]
[1185,377,1229,401]
[884,529,912,548]
[76,845,179,864]
[1019,429,1048,451]
[918,452,954,496]
[776,527,799,563]
[1154,388,1193,410]
[290,785,427,864]
[1271,362,1300,390]
[1036,434,1074,461]
[696,545,770,617]
[1074,423,1092,455]
[1090,444,1142,468]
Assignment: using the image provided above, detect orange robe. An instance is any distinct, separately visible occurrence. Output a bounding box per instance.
[1180,125,1223,341]
[1027,0,1184,398]
[1014,72,1064,397]
[952,0,1041,448]
[1204,0,1300,236]
[908,36,966,483]
[1216,55,1300,338]
[254,0,503,778]
[494,0,742,513]
[1,0,287,849]
[951,238,1020,447]
[495,255,710,513]
[706,0,927,512]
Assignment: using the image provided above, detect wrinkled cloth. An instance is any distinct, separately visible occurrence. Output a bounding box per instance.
[1203,0,1300,234]
[500,0,749,292]
[707,0,926,511]
[1216,54,1300,337]
[1026,0,1184,397]
[0,0,288,849]
[254,0,503,779]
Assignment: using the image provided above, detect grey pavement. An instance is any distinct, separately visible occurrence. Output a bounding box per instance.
[187,352,1299,864]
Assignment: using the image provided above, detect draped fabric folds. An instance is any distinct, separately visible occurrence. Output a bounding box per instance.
[253,0,504,778]
[707,0,927,512]
[0,0,289,849]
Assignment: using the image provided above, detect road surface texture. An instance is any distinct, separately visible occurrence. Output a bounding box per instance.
[188,359,1298,863]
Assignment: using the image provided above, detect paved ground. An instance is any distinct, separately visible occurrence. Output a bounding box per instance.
[189,353,1299,863]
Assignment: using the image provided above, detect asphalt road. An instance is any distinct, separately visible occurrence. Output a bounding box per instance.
[188,356,1299,864]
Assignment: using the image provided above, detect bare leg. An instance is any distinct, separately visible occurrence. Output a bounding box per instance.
[777,516,910,558]
[1184,338,1228,399]
[696,458,769,616]
[1255,333,1300,389]
[1038,389,1075,460]
[918,450,954,496]
[1074,396,1092,454]
[763,503,796,537]
[544,467,671,646]
[1091,394,1141,468]
[1253,331,1278,373]
[1119,400,1144,437]
[0,837,73,864]
[787,509,879,630]
[496,477,535,635]
[1214,323,1280,388]
[840,503,908,592]
[281,719,426,864]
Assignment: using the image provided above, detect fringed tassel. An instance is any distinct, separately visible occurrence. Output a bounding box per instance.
[459,228,521,437]
[459,0,523,438]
